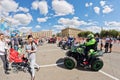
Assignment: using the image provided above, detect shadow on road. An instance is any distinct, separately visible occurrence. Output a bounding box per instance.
[76,66,95,72]
[56,58,66,70]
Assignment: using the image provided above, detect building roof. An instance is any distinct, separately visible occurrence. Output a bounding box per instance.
[62,27,82,31]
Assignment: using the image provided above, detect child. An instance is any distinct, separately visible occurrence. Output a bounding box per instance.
[18,45,22,55]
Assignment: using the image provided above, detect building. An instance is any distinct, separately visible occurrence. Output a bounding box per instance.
[61,27,82,37]
[32,30,52,38]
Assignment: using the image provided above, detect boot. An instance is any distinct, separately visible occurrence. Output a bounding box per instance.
[31,76,35,80]
[5,71,10,74]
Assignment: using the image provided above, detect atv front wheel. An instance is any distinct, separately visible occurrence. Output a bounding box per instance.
[91,58,103,71]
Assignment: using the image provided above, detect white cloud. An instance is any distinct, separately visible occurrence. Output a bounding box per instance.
[0,0,18,12]
[102,5,113,14]
[37,17,48,23]
[19,27,32,33]
[31,1,39,10]
[0,0,18,17]
[85,2,93,7]
[103,26,120,31]
[58,17,96,28]
[5,16,20,26]
[38,1,48,15]
[5,13,32,27]
[17,7,29,13]
[41,29,50,31]
[1,12,9,17]
[89,2,93,6]
[99,1,113,14]
[94,7,100,14]
[58,17,81,27]
[13,13,32,25]
[103,21,120,31]
[85,14,88,17]
[82,26,101,33]
[35,25,41,28]
[85,3,89,7]
[53,20,120,33]
[52,0,74,16]
[73,17,79,20]
[6,13,33,26]
[105,21,120,27]
[32,1,48,15]
[53,25,65,30]
[100,1,106,7]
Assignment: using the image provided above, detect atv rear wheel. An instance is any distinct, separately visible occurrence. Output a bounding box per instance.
[91,58,103,71]
[64,57,77,70]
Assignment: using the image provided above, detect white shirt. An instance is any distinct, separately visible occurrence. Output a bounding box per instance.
[105,38,110,43]
[25,43,37,59]
[0,40,8,55]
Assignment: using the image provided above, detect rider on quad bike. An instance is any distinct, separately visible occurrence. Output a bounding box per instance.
[83,34,97,64]
[64,34,104,71]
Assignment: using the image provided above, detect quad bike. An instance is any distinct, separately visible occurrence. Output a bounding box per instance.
[61,41,74,50]
[64,45,104,71]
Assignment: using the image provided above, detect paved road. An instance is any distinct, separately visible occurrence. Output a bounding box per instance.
[0,43,120,80]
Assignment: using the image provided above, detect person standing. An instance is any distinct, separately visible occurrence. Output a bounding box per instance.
[95,35,99,50]
[25,35,40,80]
[4,36,11,71]
[18,36,23,48]
[11,33,19,51]
[109,37,113,53]
[0,33,10,74]
[104,36,110,53]
[100,39,103,51]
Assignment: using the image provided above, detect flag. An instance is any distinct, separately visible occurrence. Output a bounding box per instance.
[0,22,6,31]
[0,22,9,31]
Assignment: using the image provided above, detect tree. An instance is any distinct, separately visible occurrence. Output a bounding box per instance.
[52,34,55,37]
[100,29,119,38]
[56,33,62,37]
[109,30,119,37]
[100,30,109,37]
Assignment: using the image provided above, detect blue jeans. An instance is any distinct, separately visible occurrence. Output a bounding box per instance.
[14,45,18,51]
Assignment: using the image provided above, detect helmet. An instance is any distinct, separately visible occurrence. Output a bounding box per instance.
[87,34,94,39]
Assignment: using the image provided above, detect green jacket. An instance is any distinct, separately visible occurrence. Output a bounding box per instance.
[85,38,96,46]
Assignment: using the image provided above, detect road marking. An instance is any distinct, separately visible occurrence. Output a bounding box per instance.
[99,70,120,80]
[40,62,64,68]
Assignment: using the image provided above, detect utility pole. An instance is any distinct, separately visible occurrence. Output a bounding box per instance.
[100,26,103,38]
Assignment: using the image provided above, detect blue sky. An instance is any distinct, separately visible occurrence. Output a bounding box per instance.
[0,0,120,33]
